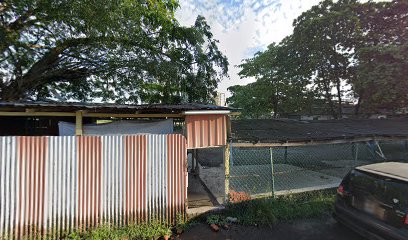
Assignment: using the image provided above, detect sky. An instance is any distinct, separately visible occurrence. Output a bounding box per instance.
[175,0,321,98]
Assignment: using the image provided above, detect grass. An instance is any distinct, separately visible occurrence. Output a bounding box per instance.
[11,214,190,239]
[12,191,335,239]
[206,189,336,227]
[65,222,173,240]
[6,224,169,240]
[63,214,191,240]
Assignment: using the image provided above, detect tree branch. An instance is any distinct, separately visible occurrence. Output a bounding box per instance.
[7,7,40,32]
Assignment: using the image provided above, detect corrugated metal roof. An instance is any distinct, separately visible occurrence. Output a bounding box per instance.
[0,101,236,114]
[231,118,408,143]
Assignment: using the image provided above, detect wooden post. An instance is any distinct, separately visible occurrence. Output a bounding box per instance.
[224,115,231,202]
[354,143,359,161]
[75,111,83,136]
[224,143,230,202]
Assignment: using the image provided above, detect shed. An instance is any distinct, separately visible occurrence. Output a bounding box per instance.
[0,101,239,238]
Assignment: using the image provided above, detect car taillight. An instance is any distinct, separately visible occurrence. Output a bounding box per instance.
[404,215,408,225]
[337,184,345,197]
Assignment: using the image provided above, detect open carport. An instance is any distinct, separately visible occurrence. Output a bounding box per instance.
[227,118,408,197]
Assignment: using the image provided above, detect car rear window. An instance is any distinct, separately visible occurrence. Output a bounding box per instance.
[352,169,408,207]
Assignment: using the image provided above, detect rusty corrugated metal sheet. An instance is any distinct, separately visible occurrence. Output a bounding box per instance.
[0,134,187,239]
[124,135,146,223]
[166,134,187,221]
[16,136,48,238]
[186,114,228,149]
[77,136,102,229]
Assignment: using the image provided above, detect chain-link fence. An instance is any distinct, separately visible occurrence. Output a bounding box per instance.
[229,140,408,198]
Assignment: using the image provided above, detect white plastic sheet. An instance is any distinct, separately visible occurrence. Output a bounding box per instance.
[58,119,173,136]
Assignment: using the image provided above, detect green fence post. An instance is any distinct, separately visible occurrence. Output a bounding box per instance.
[270,147,275,197]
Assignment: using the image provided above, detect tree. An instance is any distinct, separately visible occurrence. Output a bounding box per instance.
[355,43,408,113]
[231,0,407,118]
[287,0,407,116]
[0,0,228,103]
[229,42,314,118]
[227,82,273,119]
[291,0,362,118]
[353,0,408,113]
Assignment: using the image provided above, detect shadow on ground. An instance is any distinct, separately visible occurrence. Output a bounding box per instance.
[177,214,365,240]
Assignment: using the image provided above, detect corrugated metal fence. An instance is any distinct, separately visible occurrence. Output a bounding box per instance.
[0,134,187,239]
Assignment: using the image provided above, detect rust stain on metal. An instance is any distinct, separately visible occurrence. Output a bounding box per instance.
[186,114,227,149]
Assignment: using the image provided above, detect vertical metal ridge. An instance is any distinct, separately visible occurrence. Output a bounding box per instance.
[0,137,6,237]
[0,137,18,239]
[11,137,17,240]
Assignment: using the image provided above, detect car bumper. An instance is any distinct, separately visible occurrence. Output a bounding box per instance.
[334,198,408,240]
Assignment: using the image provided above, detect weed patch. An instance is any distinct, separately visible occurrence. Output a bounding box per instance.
[66,222,172,240]
[213,189,336,226]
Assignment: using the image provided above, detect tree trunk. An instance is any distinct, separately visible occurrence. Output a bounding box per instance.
[322,79,337,119]
[272,86,278,118]
[336,80,342,119]
[327,91,337,119]
[0,80,25,101]
[355,90,364,116]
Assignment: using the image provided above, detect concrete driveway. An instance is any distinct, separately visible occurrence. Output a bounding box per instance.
[178,214,365,240]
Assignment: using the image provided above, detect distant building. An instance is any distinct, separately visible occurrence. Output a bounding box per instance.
[287,103,357,120]
[215,92,226,106]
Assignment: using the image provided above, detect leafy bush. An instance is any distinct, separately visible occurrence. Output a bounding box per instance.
[206,215,226,225]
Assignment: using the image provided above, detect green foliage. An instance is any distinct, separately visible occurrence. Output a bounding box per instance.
[221,190,335,226]
[290,0,362,118]
[231,0,407,118]
[353,0,408,113]
[66,222,172,240]
[127,222,167,239]
[355,43,408,113]
[229,43,314,119]
[0,0,228,103]
[206,214,226,225]
[67,231,83,240]
[175,213,187,230]
[89,225,126,240]
[227,82,273,119]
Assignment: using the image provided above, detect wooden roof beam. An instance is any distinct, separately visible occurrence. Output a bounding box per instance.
[0,111,183,118]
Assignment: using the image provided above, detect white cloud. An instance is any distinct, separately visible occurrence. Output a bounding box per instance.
[176,0,321,97]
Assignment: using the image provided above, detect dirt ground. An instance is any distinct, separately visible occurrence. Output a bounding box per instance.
[178,214,365,240]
